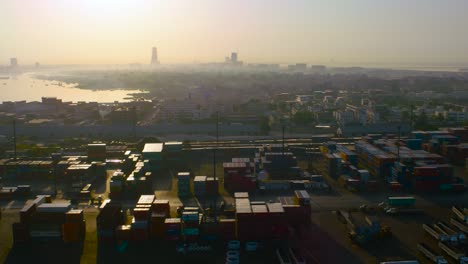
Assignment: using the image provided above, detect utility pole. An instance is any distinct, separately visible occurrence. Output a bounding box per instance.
[213,112,219,181]
[397,125,401,163]
[132,106,137,138]
[282,124,285,157]
[212,112,219,221]
[409,104,414,132]
[13,118,17,160]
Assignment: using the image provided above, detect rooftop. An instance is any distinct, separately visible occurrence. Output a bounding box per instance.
[142,143,164,153]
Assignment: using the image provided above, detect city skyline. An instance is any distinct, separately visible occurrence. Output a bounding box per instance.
[1,0,468,67]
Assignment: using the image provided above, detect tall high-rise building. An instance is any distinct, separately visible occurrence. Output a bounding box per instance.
[231,52,238,63]
[10,58,18,67]
[151,47,159,64]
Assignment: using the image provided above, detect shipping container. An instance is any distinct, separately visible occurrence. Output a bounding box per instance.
[387,197,415,207]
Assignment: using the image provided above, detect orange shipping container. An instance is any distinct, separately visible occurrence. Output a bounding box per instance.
[66,209,84,223]
[62,221,85,242]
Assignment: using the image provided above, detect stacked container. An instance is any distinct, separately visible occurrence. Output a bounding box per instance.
[149,201,170,238]
[200,216,219,242]
[262,152,297,179]
[165,218,181,241]
[251,204,269,240]
[97,200,124,243]
[355,141,396,178]
[115,225,131,241]
[12,195,49,244]
[177,172,191,197]
[62,209,85,243]
[130,195,155,241]
[142,143,164,172]
[193,176,207,197]
[182,210,200,242]
[335,145,358,166]
[219,219,236,241]
[109,171,126,199]
[126,169,151,197]
[30,203,71,242]
[413,166,443,192]
[267,203,288,240]
[235,198,253,241]
[279,196,311,226]
[130,216,149,241]
[323,153,342,179]
[294,190,311,206]
[87,143,106,162]
[406,139,422,150]
[163,141,183,165]
[223,163,256,193]
[205,177,219,197]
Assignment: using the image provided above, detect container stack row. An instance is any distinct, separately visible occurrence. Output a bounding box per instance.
[193,176,207,197]
[0,160,53,180]
[97,200,125,243]
[13,195,85,245]
[182,209,201,242]
[150,199,170,239]
[323,153,342,179]
[320,142,358,166]
[234,192,290,242]
[223,162,256,193]
[355,141,396,179]
[177,172,191,197]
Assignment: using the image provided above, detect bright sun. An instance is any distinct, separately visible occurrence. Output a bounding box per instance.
[81,0,137,19]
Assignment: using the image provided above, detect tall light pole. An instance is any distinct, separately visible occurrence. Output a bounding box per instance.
[13,118,17,160]
[282,124,285,157]
[397,125,401,163]
[213,112,219,181]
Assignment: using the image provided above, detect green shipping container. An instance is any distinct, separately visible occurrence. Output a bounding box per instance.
[439,183,453,192]
[387,197,416,206]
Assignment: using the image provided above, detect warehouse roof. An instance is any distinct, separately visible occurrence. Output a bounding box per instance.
[142,143,163,153]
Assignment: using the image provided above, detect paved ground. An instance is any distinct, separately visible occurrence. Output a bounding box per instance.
[0,161,467,263]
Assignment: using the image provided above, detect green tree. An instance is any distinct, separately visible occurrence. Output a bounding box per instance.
[292,111,315,125]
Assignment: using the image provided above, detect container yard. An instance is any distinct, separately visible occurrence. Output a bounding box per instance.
[1,129,468,263]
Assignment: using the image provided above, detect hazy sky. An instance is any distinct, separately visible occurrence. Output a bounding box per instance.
[1,0,468,66]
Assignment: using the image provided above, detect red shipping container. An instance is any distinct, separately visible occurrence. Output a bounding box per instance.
[133,207,151,221]
[414,167,439,177]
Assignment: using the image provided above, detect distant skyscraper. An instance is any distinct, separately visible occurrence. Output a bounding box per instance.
[151,47,159,64]
[10,58,18,67]
[231,52,238,63]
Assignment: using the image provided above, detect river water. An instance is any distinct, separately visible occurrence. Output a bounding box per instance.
[0,73,145,103]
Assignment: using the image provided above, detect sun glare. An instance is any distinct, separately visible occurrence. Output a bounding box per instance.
[81,0,136,19]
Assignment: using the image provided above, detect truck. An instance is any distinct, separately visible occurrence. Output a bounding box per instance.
[380,197,421,215]
[387,197,416,207]
[437,242,468,263]
[423,224,449,243]
[417,243,448,264]
[337,210,391,244]
[385,207,424,215]
[380,261,419,264]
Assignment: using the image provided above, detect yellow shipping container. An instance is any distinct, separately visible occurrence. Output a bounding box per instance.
[319,146,328,154]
